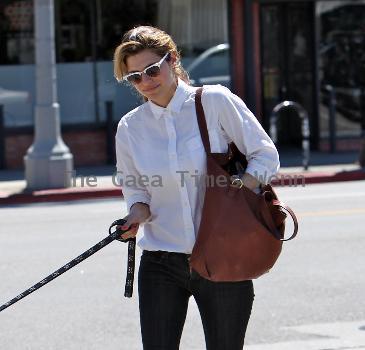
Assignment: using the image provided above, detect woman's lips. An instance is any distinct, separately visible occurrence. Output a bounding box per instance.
[142,84,160,93]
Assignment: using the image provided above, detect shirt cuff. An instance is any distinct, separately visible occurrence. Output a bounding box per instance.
[245,161,278,185]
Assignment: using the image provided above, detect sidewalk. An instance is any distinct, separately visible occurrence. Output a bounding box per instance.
[0,150,364,205]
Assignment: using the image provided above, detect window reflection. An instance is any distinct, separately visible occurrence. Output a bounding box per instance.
[0,0,34,64]
[95,0,229,122]
[318,1,365,139]
[95,0,158,60]
[0,0,229,126]
[55,0,92,62]
[260,3,314,147]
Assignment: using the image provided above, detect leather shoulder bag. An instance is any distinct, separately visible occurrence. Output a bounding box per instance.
[189,87,298,281]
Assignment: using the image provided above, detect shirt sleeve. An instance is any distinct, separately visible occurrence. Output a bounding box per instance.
[115,119,151,212]
[205,85,280,184]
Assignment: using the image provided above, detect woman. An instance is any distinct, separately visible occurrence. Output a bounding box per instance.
[114,25,279,350]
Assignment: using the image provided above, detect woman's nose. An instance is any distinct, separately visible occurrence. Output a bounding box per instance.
[141,72,153,83]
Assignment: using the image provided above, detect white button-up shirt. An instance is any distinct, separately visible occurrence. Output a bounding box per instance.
[115,79,279,253]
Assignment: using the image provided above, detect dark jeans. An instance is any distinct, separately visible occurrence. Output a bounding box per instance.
[138,250,254,350]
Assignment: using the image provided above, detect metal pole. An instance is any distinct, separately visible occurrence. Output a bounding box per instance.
[24,0,73,189]
[300,110,310,170]
[324,85,336,153]
[106,101,115,164]
[0,105,5,169]
[361,87,365,137]
[359,87,365,168]
[269,110,278,144]
[90,0,100,124]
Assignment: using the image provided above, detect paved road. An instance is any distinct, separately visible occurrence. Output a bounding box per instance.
[0,181,364,349]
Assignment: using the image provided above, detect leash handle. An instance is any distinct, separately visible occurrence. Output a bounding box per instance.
[124,238,136,297]
[0,219,128,313]
[109,219,136,298]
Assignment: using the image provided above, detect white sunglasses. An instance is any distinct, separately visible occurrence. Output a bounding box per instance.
[123,52,170,84]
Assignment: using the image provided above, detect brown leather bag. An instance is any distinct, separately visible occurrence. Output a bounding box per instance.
[189,88,298,282]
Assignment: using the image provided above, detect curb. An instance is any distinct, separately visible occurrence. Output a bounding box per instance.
[272,169,365,186]
[1,170,364,206]
[0,187,122,205]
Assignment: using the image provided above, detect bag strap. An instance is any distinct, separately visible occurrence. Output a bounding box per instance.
[195,87,211,154]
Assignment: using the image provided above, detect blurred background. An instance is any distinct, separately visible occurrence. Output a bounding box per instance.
[0,0,364,170]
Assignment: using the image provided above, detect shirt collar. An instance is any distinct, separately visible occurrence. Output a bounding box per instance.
[148,78,194,120]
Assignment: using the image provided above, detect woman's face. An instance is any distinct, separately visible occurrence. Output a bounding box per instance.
[125,49,177,105]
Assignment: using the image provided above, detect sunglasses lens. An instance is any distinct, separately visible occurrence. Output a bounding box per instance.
[145,65,160,77]
[127,73,142,84]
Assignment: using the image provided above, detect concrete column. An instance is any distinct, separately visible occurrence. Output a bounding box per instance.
[24,0,73,190]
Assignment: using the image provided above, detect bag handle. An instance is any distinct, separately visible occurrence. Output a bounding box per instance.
[271,199,299,241]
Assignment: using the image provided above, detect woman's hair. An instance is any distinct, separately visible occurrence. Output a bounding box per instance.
[113,25,189,84]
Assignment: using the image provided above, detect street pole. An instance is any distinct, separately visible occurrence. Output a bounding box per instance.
[0,105,5,169]
[24,0,73,189]
[359,87,365,168]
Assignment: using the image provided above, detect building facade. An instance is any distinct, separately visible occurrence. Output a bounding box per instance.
[0,0,364,169]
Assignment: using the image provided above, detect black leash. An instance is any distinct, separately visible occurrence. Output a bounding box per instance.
[0,219,136,313]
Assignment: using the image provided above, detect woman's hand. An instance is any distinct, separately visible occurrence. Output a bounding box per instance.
[118,202,151,240]
[231,172,261,191]
[241,172,261,191]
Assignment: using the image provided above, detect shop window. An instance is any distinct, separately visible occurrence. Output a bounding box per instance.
[260,3,315,147]
[0,0,229,126]
[318,1,365,138]
[55,0,92,62]
[0,0,34,64]
[95,0,158,61]
[95,0,229,122]
[0,0,34,127]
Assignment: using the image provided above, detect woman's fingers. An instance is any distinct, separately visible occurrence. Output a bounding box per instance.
[119,217,130,231]
[117,215,133,233]
[117,222,138,233]
[117,206,145,240]
[119,223,139,240]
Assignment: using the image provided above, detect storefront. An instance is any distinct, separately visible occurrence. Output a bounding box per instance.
[0,0,364,168]
[258,0,365,150]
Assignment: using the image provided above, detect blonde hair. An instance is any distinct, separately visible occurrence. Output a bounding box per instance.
[113,25,189,84]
